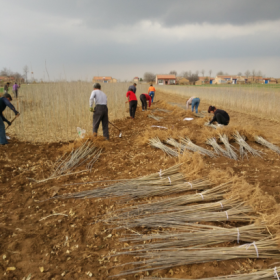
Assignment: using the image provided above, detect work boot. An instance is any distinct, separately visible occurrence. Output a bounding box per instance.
[93,132,97,137]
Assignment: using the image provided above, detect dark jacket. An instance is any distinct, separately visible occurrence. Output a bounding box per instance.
[128,85,136,94]
[0,97,18,123]
[210,109,230,124]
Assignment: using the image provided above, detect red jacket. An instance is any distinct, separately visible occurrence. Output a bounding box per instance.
[126,91,137,102]
[143,94,151,107]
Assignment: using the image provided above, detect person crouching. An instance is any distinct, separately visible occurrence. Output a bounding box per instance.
[140,93,151,111]
[126,90,138,119]
[208,106,230,126]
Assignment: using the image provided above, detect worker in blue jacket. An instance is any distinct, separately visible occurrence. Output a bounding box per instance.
[0,93,20,145]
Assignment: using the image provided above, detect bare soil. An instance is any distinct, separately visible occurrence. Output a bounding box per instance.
[1,91,280,280]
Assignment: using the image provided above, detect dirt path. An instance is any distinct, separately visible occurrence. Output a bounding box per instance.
[1,92,280,279]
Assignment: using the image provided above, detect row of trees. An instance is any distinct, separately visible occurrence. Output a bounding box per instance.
[0,66,29,83]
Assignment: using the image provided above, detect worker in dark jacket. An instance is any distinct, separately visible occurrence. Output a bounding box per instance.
[4,82,10,94]
[208,106,230,126]
[0,93,20,145]
[128,83,137,94]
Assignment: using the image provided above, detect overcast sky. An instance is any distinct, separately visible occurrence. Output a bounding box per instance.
[1,0,280,80]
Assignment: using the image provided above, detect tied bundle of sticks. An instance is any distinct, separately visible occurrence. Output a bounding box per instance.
[119,224,267,253]
[255,136,280,154]
[53,164,186,200]
[234,131,262,158]
[116,237,280,276]
[149,137,178,157]
[206,137,231,158]
[30,140,102,183]
[104,181,233,220]
[109,202,256,229]
[205,122,217,129]
[219,133,238,160]
[153,108,170,113]
[166,138,192,154]
[145,266,280,280]
[103,178,212,221]
[180,137,216,157]
[148,113,163,121]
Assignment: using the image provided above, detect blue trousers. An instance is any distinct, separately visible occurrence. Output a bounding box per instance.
[0,117,8,145]
[149,91,155,102]
[192,98,200,113]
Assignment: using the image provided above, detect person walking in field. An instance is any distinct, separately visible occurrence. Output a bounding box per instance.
[148,84,156,103]
[12,82,20,99]
[128,83,137,94]
[186,96,200,114]
[140,93,151,111]
[4,82,10,94]
[208,106,230,126]
[126,90,138,119]
[0,93,20,145]
[89,83,109,140]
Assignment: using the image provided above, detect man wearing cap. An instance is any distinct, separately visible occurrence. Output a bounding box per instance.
[0,93,20,145]
[89,83,109,140]
[128,83,137,94]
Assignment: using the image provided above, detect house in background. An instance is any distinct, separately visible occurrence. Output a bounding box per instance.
[133,77,139,83]
[92,76,117,83]
[155,74,176,85]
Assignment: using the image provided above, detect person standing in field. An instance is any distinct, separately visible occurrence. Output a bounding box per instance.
[126,90,138,119]
[128,83,137,94]
[208,106,230,126]
[148,84,156,102]
[186,96,200,114]
[140,93,151,111]
[4,82,10,94]
[12,82,20,99]
[89,83,109,140]
[0,93,20,145]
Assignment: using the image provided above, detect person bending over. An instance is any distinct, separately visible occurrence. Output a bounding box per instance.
[208,106,230,126]
[186,96,200,114]
[148,84,156,103]
[126,90,138,119]
[0,93,20,145]
[89,83,109,140]
[140,93,151,111]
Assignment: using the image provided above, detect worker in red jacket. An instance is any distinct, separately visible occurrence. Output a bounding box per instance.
[126,90,138,119]
[140,93,151,111]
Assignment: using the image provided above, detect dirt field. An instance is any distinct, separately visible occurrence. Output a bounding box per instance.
[1,91,280,280]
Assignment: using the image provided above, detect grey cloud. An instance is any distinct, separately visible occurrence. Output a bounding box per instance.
[11,0,280,28]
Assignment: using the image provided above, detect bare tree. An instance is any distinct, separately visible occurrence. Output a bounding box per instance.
[23,65,29,83]
[244,70,251,79]
[209,70,212,78]
[169,70,177,76]
[237,72,242,76]
[217,71,224,75]
[188,73,199,85]
[143,72,156,82]
[201,69,205,77]
[257,70,262,77]
[0,68,12,77]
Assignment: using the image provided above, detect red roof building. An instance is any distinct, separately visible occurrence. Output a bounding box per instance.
[155,74,176,85]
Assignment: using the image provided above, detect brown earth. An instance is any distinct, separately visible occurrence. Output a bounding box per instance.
[1,91,280,280]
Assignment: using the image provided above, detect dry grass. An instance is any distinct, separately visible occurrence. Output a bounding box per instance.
[5,82,148,142]
[155,84,280,121]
